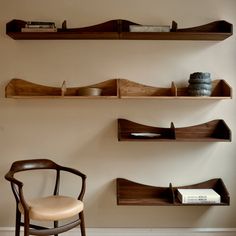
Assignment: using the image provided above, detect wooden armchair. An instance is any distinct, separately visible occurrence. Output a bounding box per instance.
[5,159,86,236]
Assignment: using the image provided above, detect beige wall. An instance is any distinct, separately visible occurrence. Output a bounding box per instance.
[0,0,236,228]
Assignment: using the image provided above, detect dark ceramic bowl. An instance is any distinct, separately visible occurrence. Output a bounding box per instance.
[189,72,211,84]
[188,89,212,96]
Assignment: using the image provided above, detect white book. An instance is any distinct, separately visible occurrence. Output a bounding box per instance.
[177,189,221,204]
[129,25,170,32]
[26,25,55,28]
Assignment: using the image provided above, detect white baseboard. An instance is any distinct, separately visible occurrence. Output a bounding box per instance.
[1,227,236,236]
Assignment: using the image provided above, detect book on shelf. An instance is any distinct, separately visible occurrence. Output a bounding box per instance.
[26,21,55,26]
[177,188,221,204]
[24,21,56,29]
[26,25,56,28]
[129,25,170,32]
[21,27,57,32]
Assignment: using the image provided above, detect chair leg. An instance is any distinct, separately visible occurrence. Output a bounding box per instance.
[54,221,58,236]
[24,214,30,236]
[79,212,86,236]
[15,208,21,236]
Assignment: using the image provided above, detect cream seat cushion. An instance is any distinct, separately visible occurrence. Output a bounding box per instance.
[19,195,84,221]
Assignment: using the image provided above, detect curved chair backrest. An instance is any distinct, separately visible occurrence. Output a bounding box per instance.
[9,159,59,173]
[5,159,86,200]
[6,159,86,200]
[5,159,62,205]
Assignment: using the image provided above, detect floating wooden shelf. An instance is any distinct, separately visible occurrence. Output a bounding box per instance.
[5,78,232,100]
[117,178,230,206]
[118,119,231,142]
[5,78,119,99]
[6,19,233,40]
[119,79,232,99]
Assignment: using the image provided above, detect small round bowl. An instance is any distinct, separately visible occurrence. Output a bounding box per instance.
[77,87,102,96]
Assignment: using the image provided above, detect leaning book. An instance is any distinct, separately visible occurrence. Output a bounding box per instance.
[177,189,221,204]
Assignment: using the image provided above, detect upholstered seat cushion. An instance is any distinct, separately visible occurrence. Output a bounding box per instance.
[19,195,84,221]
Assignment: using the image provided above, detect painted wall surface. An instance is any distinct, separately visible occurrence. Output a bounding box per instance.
[0,0,236,228]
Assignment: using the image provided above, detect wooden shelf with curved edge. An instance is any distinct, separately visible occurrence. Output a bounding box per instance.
[5,78,119,99]
[5,78,232,100]
[6,19,233,40]
[116,178,230,206]
[118,119,231,142]
[119,79,232,99]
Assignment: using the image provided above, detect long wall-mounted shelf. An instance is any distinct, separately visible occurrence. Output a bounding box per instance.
[6,19,233,40]
[119,79,232,99]
[5,78,232,100]
[118,119,231,142]
[5,78,119,99]
[116,178,230,206]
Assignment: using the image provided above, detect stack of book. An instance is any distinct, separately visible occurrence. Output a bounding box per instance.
[21,21,57,32]
[177,188,221,204]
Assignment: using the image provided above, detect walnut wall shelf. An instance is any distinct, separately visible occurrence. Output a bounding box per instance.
[119,79,232,99]
[5,79,119,99]
[116,178,230,206]
[6,19,233,40]
[5,79,232,100]
[118,119,231,142]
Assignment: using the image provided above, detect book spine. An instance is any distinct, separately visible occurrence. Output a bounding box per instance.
[182,195,220,204]
[182,200,221,204]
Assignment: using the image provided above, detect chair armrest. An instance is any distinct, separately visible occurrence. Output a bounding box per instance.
[59,166,87,200]
[5,171,30,211]
[5,170,23,187]
[60,166,86,179]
